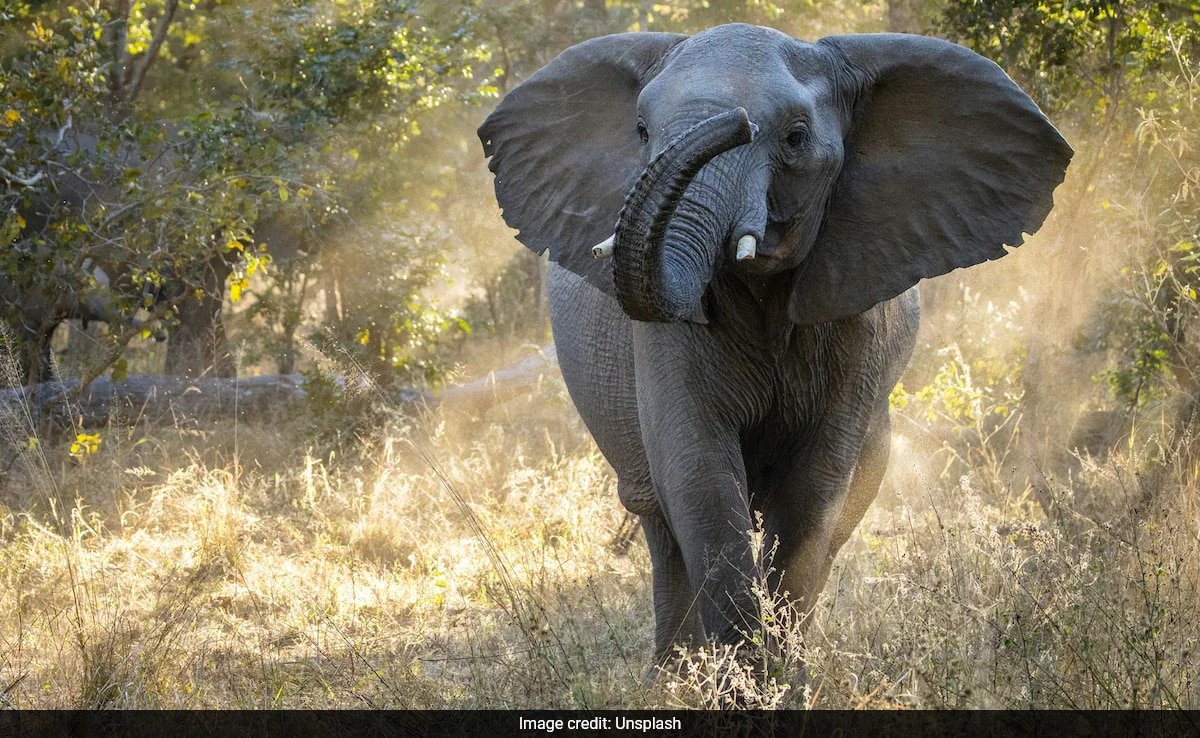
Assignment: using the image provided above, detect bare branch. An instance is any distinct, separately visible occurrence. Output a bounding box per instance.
[122,0,181,105]
[52,113,73,149]
[0,166,44,187]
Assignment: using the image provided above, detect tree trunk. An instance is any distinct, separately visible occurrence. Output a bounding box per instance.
[6,374,308,428]
[165,252,235,378]
[275,270,308,375]
[887,0,923,34]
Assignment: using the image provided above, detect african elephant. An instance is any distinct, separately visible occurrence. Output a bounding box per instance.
[479,24,1071,668]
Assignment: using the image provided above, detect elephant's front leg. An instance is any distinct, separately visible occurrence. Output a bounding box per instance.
[633,328,761,648]
[646,430,758,646]
[761,405,881,620]
[641,514,704,668]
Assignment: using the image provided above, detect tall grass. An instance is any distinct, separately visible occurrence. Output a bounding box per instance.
[1,346,1197,708]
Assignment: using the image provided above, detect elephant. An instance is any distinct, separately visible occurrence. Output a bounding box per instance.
[479,24,1071,670]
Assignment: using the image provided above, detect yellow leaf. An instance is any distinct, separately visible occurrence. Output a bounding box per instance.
[226,239,243,252]
[2,109,20,126]
[69,432,101,459]
[230,277,249,302]
[29,22,51,43]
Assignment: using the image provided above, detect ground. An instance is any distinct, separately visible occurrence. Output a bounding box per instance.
[1,372,1198,709]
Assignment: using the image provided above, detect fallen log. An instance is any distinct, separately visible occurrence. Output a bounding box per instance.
[436,345,559,411]
[0,346,559,429]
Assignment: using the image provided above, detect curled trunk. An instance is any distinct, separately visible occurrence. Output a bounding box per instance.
[612,108,753,323]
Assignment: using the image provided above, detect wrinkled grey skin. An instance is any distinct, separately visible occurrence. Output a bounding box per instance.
[480,24,1071,665]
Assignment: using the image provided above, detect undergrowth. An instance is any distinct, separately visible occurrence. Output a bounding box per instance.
[1,364,1196,708]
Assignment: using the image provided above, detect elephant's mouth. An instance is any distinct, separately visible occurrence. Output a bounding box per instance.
[734,220,815,276]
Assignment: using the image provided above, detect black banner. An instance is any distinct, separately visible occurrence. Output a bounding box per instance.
[2,710,1199,738]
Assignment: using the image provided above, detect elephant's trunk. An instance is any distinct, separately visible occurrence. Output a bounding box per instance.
[612,108,753,323]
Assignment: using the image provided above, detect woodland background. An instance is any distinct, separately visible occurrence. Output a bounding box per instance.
[1,0,1198,708]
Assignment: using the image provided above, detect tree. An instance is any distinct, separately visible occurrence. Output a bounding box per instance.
[2,0,492,385]
[936,1,1199,437]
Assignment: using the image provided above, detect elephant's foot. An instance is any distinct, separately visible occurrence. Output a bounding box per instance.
[644,640,794,708]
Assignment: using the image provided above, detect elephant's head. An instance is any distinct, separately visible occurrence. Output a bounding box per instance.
[479,24,1071,324]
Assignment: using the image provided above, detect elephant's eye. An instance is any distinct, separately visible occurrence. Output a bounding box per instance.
[636,119,649,144]
[786,123,809,149]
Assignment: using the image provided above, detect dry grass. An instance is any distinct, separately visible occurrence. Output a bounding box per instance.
[1,347,1198,709]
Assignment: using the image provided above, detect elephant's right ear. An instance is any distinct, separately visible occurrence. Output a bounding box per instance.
[479,33,687,292]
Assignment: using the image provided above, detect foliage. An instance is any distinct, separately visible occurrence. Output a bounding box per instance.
[1,0,491,384]
[1101,44,1200,411]
[1,3,283,379]
[67,431,101,459]
[940,1,1200,415]
[893,288,1029,492]
[940,0,1196,120]
[305,224,472,384]
[459,249,548,342]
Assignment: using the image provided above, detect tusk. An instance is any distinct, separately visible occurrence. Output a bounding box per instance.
[736,234,757,261]
[592,234,615,260]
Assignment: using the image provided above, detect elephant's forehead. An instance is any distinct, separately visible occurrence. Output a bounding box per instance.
[671,24,796,77]
[685,22,794,54]
[651,32,834,127]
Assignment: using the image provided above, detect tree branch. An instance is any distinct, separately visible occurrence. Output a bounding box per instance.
[103,0,133,104]
[0,166,44,187]
[122,0,181,106]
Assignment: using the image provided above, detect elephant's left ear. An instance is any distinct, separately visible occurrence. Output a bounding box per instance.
[789,33,1073,325]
